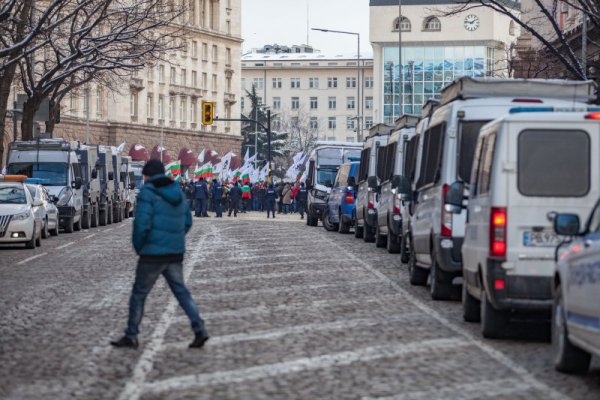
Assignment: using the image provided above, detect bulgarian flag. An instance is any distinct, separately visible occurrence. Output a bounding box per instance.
[296,170,303,182]
[241,184,251,198]
[232,169,241,183]
[240,170,251,184]
[195,162,213,180]
[165,161,182,178]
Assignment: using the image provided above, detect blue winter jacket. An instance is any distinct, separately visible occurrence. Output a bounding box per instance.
[132,174,192,256]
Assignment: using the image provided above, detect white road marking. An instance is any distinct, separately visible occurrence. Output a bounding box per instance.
[116,226,216,400]
[83,233,96,240]
[56,241,75,250]
[195,267,364,285]
[367,378,532,400]
[321,234,570,400]
[143,338,469,394]
[164,313,425,351]
[103,228,114,233]
[16,252,48,266]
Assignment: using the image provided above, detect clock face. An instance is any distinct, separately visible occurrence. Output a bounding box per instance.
[464,15,480,31]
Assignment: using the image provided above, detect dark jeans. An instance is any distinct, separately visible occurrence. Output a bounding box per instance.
[125,261,206,339]
[214,200,222,217]
[195,199,207,216]
[297,202,306,218]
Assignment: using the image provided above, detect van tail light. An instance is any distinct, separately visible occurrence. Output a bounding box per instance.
[490,207,507,258]
[441,184,452,237]
[368,192,375,209]
[393,195,400,215]
[345,192,354,204]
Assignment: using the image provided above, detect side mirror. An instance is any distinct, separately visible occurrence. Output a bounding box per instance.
[391,175,401,189]
[32,199,43,207]
[444,181,465,214]
[367,176,378,190]
[554,213,580,236]
[72,177,83,190]
[397,175,413,201]
[130,182,136,190]
[324,179,332,188]
[347,176,356,187]
[108,172,114,181]
[91,169,98,179]
[52,195,59,203]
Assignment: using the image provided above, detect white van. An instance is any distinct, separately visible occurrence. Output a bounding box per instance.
[355,124,393,243]
[7,139,84,233]
[376,115,419,253]
[404,77,595,301]
[445,109,600,338]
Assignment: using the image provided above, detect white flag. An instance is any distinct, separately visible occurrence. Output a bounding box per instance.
[197,149,206,163]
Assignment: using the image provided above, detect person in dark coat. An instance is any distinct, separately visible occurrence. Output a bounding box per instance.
[265,183,277,218]
[296,182,308,219]
[194,178,209,217]
[110,159,209,349]
[258,183,266,212]
[228,182,241,217]
[185,180,195,210]
[211,179,223,217]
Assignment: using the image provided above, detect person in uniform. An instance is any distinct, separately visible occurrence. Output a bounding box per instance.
[296,182,308,219]
[265,183,277,219]
[194,178,208,217]
[211,179,223,217]
[228,181,241,217]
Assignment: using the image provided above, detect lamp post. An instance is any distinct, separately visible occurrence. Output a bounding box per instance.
[311,28,362,141]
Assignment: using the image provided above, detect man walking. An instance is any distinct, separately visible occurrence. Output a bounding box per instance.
[110,159,209,349]
[228,181,241,217]
[296,182,308,219]
[194,177,209,217]
[211,179,223,217]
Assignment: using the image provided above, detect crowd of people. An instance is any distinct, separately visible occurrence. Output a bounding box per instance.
[182,179,309,219]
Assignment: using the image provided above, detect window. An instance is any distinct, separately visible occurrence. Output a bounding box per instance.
[272,97,281,109]
[147,67,154,82]
[181,68,187,86]
[95,87,103,116]
[347,97,355,109]
[328,117,337,129]
[169,96,175,121]
[358,148,371,181]
[365,96,373,110]
[290,78,301,89]
[346,117,355,129]
[404,135,420,183]
[424,16,441,31]
[458,121,490,183]
[158,95,164,120]
[376,146,387,181]
[310,97,318,109]
[202,73,207,89]
[346,136,355,142]
[327,77,338,88]
[192,71,197,88]
[146,94,153,118]
[212,74,217,91]
[253,78,264,89]
[212,45,218,62]
[328,97,337,109]
[394,16,411,32]
[346,77,356,88]
[475,134,496,196]
[417,123,445,189]
[170,67,176,84]
[226,48,231,65]
[383,142,397,181]
[180,97,186,122]
[272,78,282,88]
[364,77,374,88]
[190,99,196,123]
[226,20,231,34]
[518,130,590,197]
[241,78,246,89]
[191,41,198,58]
[309,77,319,88]
[509,20,516,36]
[158,65,165,83]
[291,97,299,109]
[240,97,245,111]
[310,117,318,129]
[365,117,373,129]
[202,43,208,60]
[130,93,138,117]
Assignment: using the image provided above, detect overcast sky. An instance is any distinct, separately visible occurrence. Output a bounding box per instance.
[242,0,371,56]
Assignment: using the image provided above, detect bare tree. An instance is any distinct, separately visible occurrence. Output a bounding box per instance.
[277,107,321,156]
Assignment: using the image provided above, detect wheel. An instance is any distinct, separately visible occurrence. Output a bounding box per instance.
[107,206,113,224]
[338,211,350,234]
[35,226,42,247]
[363,219,375,243]
[50,221,59,236]
[306,211,318,227]
[354,223,364,238]
[386,230,401,254]
[99,208,107,226]
[81,207,91,229]
[400,231,410,263]
[553,283,591,373]
[41,218,49,239]
[481,286,509,339]
[430,258,457,301]
[322,209,338,232]
[25,229,36,249]
[73,214,82,231]
[408,237,428,286]
[462,279,481,322]
[91,205,99,228]
[64,217,74,233]
[375,225,386,248]
[124,204,130,219]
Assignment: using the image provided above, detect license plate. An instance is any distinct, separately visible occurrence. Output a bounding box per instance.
[523,229,563,247]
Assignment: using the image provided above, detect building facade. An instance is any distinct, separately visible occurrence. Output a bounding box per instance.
[241,51,374,143]
[370,0,520,124]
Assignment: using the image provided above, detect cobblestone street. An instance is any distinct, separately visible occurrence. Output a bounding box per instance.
[1,215,599,399]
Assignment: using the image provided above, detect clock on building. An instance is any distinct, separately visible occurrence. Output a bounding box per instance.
[464,15,480,31]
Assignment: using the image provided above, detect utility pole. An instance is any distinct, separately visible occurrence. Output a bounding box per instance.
[582,11,588,79]
[267,109,272,183]
[85,89,90,143]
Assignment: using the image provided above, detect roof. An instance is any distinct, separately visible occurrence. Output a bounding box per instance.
[370,0,520,9]
[242,52,373,62]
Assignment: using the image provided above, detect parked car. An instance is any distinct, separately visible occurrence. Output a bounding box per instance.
[402,77,596,302]
[75,144,101,229]
[323,162,359,233]
[552,200,600,374]
[445,109,600,338]
[0,175,43,248]
[25,180,60,238]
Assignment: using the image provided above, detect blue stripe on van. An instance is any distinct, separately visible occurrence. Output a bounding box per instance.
[567,310,600,331]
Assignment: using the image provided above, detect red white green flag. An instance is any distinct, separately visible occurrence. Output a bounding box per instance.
[194,162,213,180]
[241,170,251,184]
[165,161,182,177]
[232,169,241,183]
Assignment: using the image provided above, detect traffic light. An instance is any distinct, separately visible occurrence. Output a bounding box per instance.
[201,101,214,125]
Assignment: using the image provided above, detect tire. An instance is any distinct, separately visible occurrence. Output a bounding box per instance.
[481,286,509,339]
[107,206,113,225]
[462,279,481,322]
[41,218,49,239]
[363,218,375,243]
[307,211,318,227]
[354,223,363,238]
[375,225,386,248]
[81,207,91,229]
[552,283,591,374]
[400,232,410,263]
[386,229,402,254]
[338,214,350,234]
[99,208,107,226]
[73,214,82,231]
[35,227,42,247]
[91,205,99,228]
[430,259,455,301]
[64,217,74,233]
[408,236,428,286]
[322,209,338,232]
[25,229,36,249]
[50,221,59,236]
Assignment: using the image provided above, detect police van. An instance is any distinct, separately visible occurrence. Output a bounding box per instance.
[445,109,600,338]
[401,77,596,301]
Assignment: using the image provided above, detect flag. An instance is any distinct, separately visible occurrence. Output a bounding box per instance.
[195,162,213,180]
[243,147,250,162]
[197,149,206,163]
[241,170,251,184]
[231,169,241,183]
[165,160,182,177]
[115,141,127,154]
[259,164,269,182]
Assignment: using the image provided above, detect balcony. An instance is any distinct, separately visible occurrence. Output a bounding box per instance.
[129,78,145,91]
[169,84,204,98]
[224,92,236,105]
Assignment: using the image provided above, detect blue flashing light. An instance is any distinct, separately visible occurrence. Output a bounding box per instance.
[510,106,600,114]
[24,178,45,184]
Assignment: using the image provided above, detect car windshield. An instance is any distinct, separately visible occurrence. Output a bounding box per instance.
[317,168,338,188]
[0,186,27,204]
[343,149,361,163]
[25,184,38,199]
[317,148,343,167]
[7,162,68,186]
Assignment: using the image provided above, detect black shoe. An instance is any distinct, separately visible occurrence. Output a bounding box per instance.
[189,332,209,348]
[110,336,139,349]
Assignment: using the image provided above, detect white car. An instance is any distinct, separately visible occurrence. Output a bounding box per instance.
[0,176,43,248]
[26,182,60,237]
[552,201,600,374]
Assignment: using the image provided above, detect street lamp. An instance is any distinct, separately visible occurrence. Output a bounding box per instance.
[311,28,362,141]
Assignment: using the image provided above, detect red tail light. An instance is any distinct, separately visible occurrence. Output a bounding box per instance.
[490,207,507,258]
[393,195,400,215]
[441,184,452,237]
[345,192,354,204]
[494,278,505,290]
[367,192,375,209]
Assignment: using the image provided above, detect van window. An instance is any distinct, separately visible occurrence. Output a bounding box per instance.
[376,146,387,181]
[307,160,315,184]
[587,201,600,233]
[470,136,485,195]
[475,133,496,196]
[404,135,419,183]
[383,142,397,181]
[518,130,590,197]
[73,163,82,181]
[417,123,445,189]
[458,121,489,183]
[359,148,370,182]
